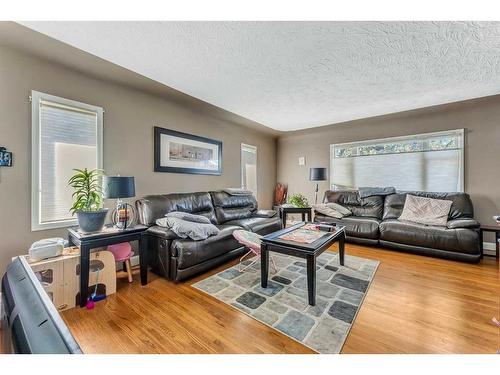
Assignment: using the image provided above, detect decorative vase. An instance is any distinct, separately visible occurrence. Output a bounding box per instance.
[76,209,109,233]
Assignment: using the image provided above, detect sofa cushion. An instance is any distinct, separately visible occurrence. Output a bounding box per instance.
[210,191,257,223]
[313,202,352,218]
[379,219,479,254]
[383,192,474,221]
[156,217,220,241]
[315,214,380,240]
[323,190,384,219]
[136,192,217,226]
[225,216,282,235]
[398,194,452,227]
[171,224,242,269]
[165,211,212,224]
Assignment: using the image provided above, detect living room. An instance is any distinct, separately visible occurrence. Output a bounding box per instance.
[1,1,499,373]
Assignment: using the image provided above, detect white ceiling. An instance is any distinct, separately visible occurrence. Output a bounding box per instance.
[19,21,500,131]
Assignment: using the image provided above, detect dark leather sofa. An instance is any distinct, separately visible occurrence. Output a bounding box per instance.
[136,191,281,281]
[314,190,481,262]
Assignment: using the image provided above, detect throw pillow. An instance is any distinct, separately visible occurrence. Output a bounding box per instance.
[398,194,452,227]
[165,211,212,224]
[313,203,352,219]
[155,217,220,240]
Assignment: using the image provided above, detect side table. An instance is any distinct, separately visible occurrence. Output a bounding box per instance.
[479,225,500,259]
[278,206,312,228]
[67,225,148,307]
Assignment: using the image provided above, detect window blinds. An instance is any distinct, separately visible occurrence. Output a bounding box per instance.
[38,99,99,224]
[330,129,464,192]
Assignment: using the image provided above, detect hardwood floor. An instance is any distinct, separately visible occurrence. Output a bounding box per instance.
[61,244,499,354]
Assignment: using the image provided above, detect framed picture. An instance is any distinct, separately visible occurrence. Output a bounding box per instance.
[154,126,222,175]
[0,147,12,167]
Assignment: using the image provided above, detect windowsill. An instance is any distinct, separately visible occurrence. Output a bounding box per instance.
[31,219,78,232]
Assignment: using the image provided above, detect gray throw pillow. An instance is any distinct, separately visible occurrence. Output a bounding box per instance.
[313,203,351,219]
[165,211,211,224]
[156,217,220,241]
[398,194,452,227]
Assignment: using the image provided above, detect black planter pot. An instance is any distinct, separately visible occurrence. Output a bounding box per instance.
[76,209,109,233]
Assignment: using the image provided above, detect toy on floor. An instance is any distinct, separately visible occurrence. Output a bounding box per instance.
[86,268,107,309]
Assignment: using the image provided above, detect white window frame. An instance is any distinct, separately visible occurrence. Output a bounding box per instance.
[329,129,465,192]
[31,90,103,231]
[240,143,258,199]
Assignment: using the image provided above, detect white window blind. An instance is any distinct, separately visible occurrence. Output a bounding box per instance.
[31,91,103,230]
[330,129,464,193]
[241,143,258,198]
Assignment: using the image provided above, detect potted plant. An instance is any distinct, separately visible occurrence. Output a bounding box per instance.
[68,168,108,233]
[287,193,309,208]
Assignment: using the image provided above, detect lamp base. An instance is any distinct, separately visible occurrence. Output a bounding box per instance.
[112,201,136,230]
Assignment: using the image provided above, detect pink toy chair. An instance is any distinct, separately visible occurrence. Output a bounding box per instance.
[107,242,134,283]
[233,230,277,273]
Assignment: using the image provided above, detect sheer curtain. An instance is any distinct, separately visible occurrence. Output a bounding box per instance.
[330,130,464,192]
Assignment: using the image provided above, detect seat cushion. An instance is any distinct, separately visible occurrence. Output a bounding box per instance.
[315,215,380,239]
[379,219,479,254]
[171,224,242,269]
[225,216,282,235]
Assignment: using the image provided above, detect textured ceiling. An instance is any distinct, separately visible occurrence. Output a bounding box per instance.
[19,21,500,131]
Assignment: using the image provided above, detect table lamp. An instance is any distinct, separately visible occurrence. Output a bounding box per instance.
[309,168,327,204]
[103,176,136,230]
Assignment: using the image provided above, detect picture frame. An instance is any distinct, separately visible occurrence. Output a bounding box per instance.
[154,126,222,175]
[0,147,12,167]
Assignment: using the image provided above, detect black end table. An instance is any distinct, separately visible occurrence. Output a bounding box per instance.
[67,225,148,307]
[261,222,346,306]
[479,225,500,258]
[278,206,312,228]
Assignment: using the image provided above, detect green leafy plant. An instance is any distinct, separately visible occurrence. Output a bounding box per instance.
[68,168,103,214]
[287,193,309,208]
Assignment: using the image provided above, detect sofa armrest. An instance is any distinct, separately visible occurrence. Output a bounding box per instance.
[446,219,480,229]
[147,226,180,240]
[253,209,278,218]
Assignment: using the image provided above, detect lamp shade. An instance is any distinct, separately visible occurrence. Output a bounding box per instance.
[309,168,327,181]
[103,176,135,199]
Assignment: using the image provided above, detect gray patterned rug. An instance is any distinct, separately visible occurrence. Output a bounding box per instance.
[192,251,379,353]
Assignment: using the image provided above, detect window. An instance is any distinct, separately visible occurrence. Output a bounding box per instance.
[31,91,103,231]
[241,143,257,198]
[330,129,464,192]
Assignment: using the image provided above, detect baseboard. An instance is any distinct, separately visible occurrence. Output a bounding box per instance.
[114,254,140,270]
[483,242,497,257]
[130,254,140,267]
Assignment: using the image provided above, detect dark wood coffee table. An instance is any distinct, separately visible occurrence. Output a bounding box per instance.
[278,206,312,228]
[260,222,346,306]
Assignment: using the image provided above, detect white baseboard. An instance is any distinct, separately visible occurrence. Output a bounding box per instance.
[483,242,497,256]
[114,254,140,270]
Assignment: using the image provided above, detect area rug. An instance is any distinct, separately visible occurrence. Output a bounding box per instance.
[192,251,379,354]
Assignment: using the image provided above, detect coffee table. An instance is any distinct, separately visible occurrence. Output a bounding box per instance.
[260,222,346,306]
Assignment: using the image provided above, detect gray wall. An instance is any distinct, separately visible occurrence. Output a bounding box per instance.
[278,96,500,230]
[0,45,277,272]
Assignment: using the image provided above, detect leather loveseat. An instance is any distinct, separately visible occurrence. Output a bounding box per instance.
[314,190,481,263]
[136,191,281,281]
